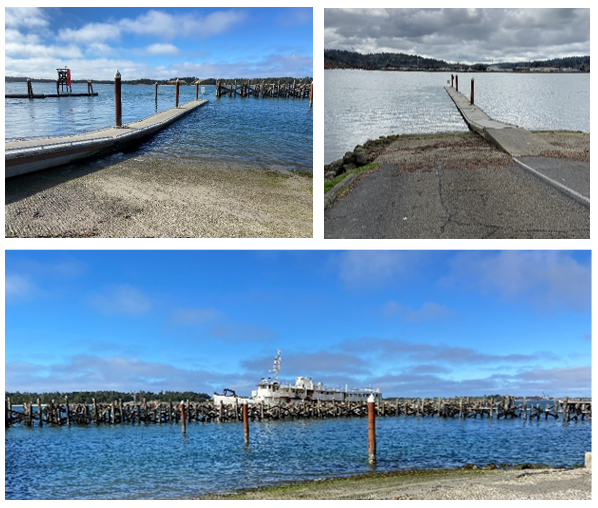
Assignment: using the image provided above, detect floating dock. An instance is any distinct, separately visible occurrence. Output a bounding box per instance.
[5,93,99,99]
[5,99,208,178]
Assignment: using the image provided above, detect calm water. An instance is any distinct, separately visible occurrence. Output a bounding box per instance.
[324,70,590,163]
[5,415,590,499]
[5,82,313,172]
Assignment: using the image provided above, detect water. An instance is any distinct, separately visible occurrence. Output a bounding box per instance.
[4,82,313,172]
[5,416,590,499]
[324,70,590,164]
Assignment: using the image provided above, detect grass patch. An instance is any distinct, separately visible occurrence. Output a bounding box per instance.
[324,163,377,194]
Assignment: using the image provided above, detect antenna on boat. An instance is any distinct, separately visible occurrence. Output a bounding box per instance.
[271,349,281,383]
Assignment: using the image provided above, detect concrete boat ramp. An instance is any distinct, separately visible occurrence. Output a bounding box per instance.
[445,86,589,204]
[5,99,207,178]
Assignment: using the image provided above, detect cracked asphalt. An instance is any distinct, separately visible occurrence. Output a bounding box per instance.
[324,133,589,239]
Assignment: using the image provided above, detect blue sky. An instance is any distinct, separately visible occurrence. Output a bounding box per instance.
[5,250,591,398]
[5,7,313,80]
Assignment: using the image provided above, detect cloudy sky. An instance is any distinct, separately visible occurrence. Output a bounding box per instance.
[5,250,591,398]
[5,7,313,80]
[324,8,590,64]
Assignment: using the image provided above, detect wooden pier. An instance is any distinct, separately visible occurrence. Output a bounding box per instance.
[5,396,591,428]
[216,80,312,99]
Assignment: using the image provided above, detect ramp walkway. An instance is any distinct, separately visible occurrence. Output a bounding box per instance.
[445,86,589,204]
[5,99,208,178]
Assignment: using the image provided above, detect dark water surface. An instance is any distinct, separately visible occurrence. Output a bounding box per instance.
[5,415,590,499]
[5,82,313,172]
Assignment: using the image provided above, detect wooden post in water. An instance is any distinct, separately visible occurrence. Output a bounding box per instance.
[37,397,43,427]
[175,78,180,108]
[367,394,376,465]
[114,70,122,127]
[56,80,60,96]
[243,401,249,444]
[470,78,474,105]
[195,82,199,100]
[309,82,313,107]
[451,74,454,87]
[456,75,459,92]
[155,82,158,103]
[180,401,187,434]
[65,396,71,426]
[27,79,33,98]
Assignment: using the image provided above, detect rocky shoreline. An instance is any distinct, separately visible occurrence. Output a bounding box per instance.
[325,134,403,181]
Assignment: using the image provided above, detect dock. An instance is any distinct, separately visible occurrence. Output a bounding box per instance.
[6,93,98,99]
[445,85,557,157]
[5,99,208,178]
[5,396,591,428]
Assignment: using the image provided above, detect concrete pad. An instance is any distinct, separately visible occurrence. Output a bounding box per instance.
[444,86,559,157]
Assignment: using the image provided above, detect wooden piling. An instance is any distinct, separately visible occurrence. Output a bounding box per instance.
[65,396,71,426]
[470,78,474,105]
[155,82,158,102]
[367,395,377,465]
[180,401,187,434]
[175,78,180,108]
[195,82,199,100]
[114,70,122,127]
[456,74,459,92]
[243,402,249,444]
[309,82,313,107]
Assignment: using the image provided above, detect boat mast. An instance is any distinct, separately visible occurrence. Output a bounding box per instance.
[271,349,281,383]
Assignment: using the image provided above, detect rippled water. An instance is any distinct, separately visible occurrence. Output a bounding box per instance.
[5,415,590,499]
[324,70,590,163]
[4,82,313,171]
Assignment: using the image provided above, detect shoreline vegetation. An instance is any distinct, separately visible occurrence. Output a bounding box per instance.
[198,464,591,500]
[324,50,589,72]
[5,76,313,85]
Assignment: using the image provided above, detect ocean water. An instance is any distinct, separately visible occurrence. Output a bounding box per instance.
[5,415,590,499]
[324,70,590,163]
[4,82,313,172]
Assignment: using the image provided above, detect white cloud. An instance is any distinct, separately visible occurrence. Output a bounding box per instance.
[5,274,34,301]
[88,284,152,316]
[444,251,590,310]
[118,9,246,40]
[5,42,84,59]
[146,43,181,56]
[58,23,121,44]
[5,7,49,29]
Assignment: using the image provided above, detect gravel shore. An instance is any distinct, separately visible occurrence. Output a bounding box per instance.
[5,153,313,238]
[200,466,591,500]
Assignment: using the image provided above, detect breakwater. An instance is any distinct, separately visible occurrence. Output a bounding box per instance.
[5,396,591,428]
[216,80,312,99]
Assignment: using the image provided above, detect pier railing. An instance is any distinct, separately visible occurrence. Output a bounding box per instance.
[5,396,591,428]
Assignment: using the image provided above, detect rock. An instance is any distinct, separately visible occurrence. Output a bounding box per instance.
[343,163,357,173]
[343,151,356,165]
[325,170,336,181]
[355,149,369,166]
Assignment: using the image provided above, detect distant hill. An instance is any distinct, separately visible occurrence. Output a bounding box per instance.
[324,49,590,72]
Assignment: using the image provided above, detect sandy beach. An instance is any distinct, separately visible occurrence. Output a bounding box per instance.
[5,153,313,238]
[200,466,591,500]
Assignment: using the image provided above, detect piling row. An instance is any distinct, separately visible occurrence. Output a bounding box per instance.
[5,396,591,428]
[215,80,312,99]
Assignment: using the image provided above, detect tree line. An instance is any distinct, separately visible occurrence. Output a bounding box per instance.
[5,390,212,404]
[5,76,313,85]
[325,49,590,71]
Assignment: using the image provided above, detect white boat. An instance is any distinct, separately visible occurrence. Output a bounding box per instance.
[213,350,382,406]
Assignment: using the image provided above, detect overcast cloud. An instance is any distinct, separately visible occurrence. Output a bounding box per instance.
[324,8,590,64]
